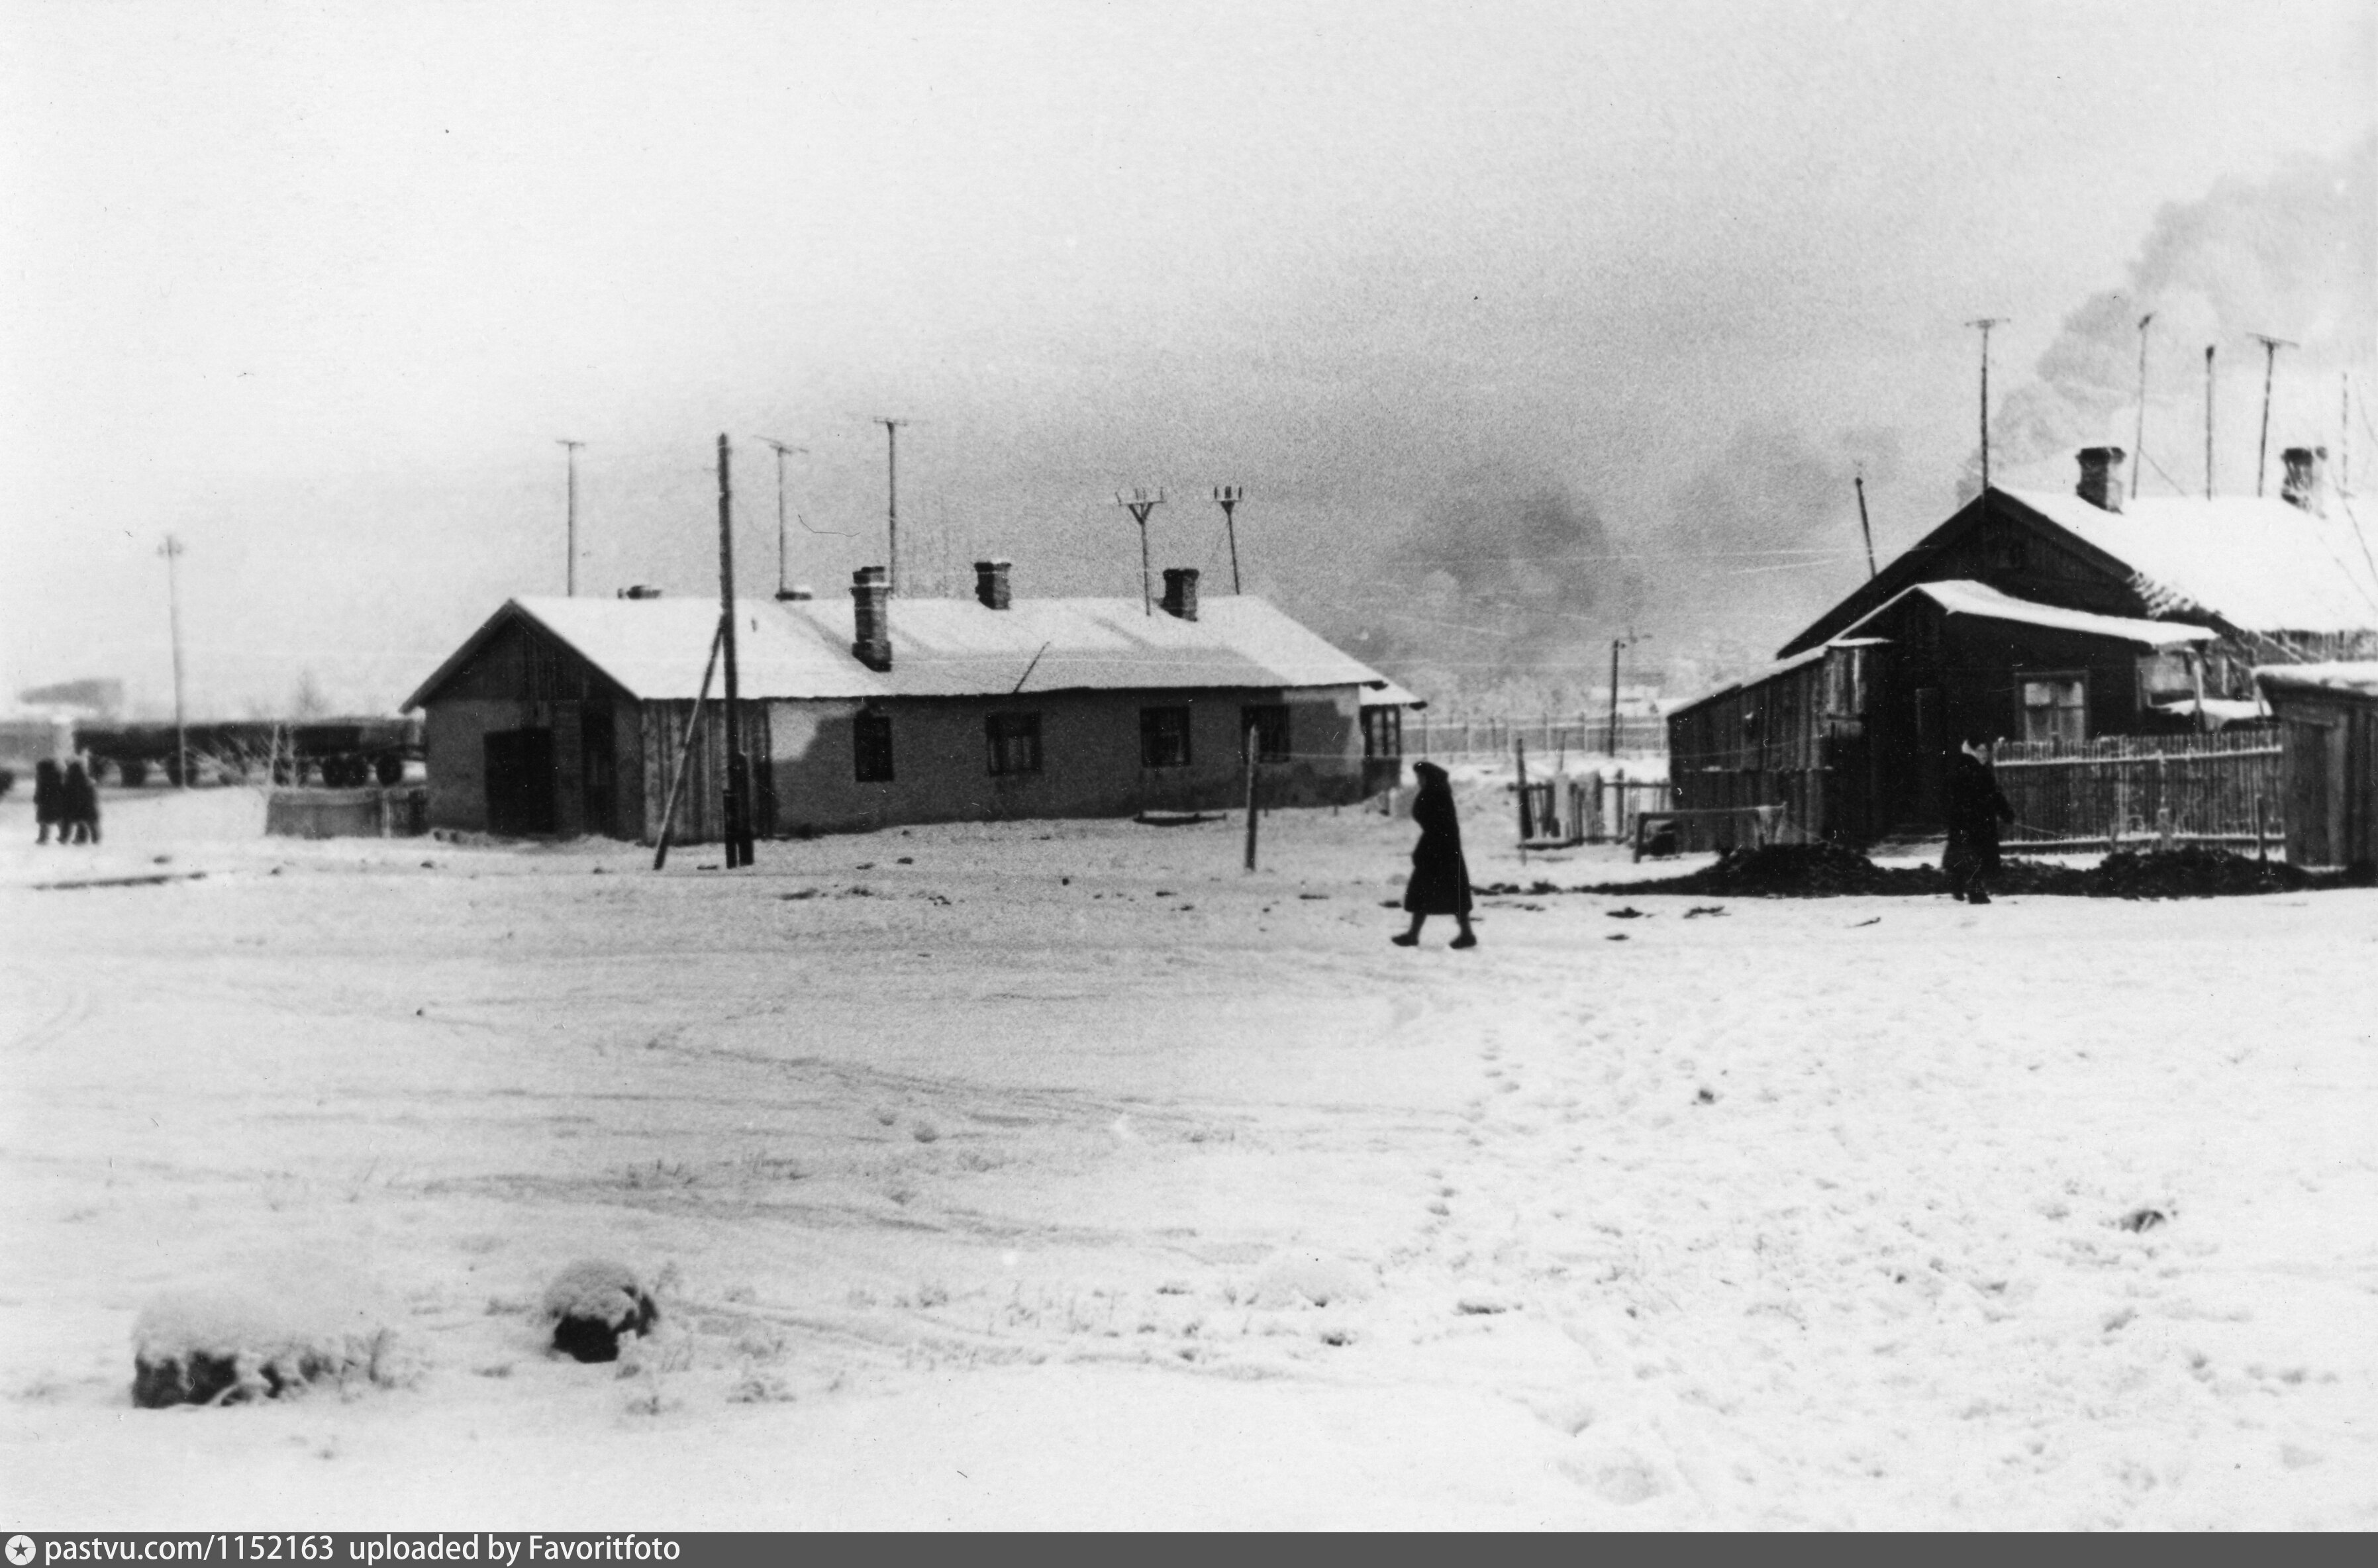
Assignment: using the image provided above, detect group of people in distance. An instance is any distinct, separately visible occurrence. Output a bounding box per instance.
[32,758,101,845]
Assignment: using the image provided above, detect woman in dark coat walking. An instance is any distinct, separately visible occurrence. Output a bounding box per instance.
[33,758,64,844]
[1395,761,1477,948]
[1943,739,2013,903]
[60,759,99,845]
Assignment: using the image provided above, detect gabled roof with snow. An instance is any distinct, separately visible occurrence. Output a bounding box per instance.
[2252,660,2378,701]
[2001,490,2378,635]
[405,593,1405,709]
[1843,579,2218,648]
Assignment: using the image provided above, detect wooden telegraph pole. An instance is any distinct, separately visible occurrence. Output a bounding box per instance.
[716,434,752,867]
[159,535,189,787]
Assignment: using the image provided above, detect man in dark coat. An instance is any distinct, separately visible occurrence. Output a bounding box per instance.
[33,758,64,844]
[1395,760,1477,948]
[61,759,99,845]
[1943,739,2013,903]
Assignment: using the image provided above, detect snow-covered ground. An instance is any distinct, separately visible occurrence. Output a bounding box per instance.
[1,785,2372,1528]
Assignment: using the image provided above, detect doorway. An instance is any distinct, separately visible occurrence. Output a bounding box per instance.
[484,727,556,835]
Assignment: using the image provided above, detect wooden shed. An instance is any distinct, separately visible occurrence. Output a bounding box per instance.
[2254,663,2378,871]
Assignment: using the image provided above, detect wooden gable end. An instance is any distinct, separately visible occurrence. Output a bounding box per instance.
[424,614,622,706]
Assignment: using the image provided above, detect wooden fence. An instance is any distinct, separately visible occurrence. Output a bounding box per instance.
[1411,712,1668,760]
[1514,771,1675,845]
[1991,732,2284,853]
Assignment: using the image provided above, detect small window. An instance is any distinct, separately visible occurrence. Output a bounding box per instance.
[1140,705,1193,768]
[1822,646,1868,716]
[1242,704,1289,763]
[986,712,1042,776]
[2019,674,2088,746]
[1361,705,1402,760]
[2136,650,2196,704]
[854,711,894,783]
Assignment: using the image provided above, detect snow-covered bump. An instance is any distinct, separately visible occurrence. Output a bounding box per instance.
[542,1259,659,1363]
[1250,1249,1375,1309]
[130,1285,405,1408]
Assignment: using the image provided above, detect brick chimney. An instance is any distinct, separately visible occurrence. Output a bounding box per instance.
[2075,447,2126,513]
[850,566,891,671]
[1160,567,1200,622]
[973,558,1012,611]
[2281,446,2326,513]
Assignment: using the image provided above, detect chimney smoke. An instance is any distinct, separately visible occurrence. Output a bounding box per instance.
[850,566,891,671]
[973,559,1012,611]
[2075,446,2126,513]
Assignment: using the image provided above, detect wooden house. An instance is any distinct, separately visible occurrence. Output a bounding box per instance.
[403,562,1421,842]
[2254,662,2378,871]
[1669,446,2378,844]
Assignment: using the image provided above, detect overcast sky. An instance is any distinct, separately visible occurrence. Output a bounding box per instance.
[3,0,2372,714]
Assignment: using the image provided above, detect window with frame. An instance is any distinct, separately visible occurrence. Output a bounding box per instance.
[2018,674,2088,746]
[854,711,894,783]
[1360,705,1402,760]
[1140,705,1193,768]
[985,711,1042,776]
[1242,704,1289,763]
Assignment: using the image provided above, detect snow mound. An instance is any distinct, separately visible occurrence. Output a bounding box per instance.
[1250,1249,1375,1309]
[542,1259,659,1363]
[131,1281,410,1408]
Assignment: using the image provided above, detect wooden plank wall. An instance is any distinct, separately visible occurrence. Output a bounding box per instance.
[637,700,773,846]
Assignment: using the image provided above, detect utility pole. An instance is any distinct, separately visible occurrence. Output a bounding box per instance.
[873,417,907,595]
[1853,469,1877,579]
[1605,632,1647,757]
[1213,485,1246,593]
[716,435,751,868]
[2250,334,2296,497]
[1116,487,1165,614]
[2205,346,2217,499]
[1967,318,2008,493]
[557,439,585,595]
[2132,314,2154,501]
[159,535,188,789]
[758,437,807,597]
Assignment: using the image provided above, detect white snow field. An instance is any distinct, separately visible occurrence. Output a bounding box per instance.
[1,785,2371,1530]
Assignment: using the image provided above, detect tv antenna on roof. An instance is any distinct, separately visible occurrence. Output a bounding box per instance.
[1966,318,2008,493]
[1116,487,1165,615]
[873,416,908,595]
[755,437,808,597]
[2249,334,2297,497]
[556,439,585,595]
[1213,485,1246,593]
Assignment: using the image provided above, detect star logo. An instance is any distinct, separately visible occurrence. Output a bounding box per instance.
[6,1535,36,1566]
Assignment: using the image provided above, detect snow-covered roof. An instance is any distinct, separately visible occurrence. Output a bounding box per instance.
[2252,660,2378,701]
[1844,579,2218,648]
[2005,491,2378,634]
[1360,680,1428,710]
[406,593,1405,709]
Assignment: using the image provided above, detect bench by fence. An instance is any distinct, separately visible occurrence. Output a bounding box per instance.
[1991,733,2282,853]
[264,786,428,840]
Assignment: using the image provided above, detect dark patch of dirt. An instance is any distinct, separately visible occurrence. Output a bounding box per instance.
[1582,842,2359,900]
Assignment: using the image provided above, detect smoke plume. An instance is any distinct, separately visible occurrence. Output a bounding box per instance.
[1971,136,2377,497]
